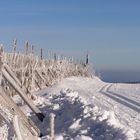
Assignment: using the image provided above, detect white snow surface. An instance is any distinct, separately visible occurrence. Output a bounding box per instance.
[1,76,140,140]
[34,76,139,140]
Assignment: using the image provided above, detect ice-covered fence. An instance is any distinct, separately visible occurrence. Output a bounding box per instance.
[1,64,45,121]
[0,87,41,138]
[2,51,93,94]
[0,47,44,139]
[0,43,94,139]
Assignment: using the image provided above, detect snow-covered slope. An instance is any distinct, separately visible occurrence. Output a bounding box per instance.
[1,76,139,140]
[34,76,140,140]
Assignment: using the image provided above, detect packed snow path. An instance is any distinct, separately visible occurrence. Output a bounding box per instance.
[100,84,140,139]
[34,77,140,140]
[100,84,140,113]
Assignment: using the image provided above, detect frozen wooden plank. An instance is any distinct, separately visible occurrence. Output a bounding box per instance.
[3,64,21,87]
[0,87,41,137]
[2,68,45,121]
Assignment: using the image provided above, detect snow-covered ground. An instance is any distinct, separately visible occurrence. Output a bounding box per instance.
[33,76,139,140]
[1,76,140,140]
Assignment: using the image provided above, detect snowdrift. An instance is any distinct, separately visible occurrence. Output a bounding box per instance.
[33,80,135,140]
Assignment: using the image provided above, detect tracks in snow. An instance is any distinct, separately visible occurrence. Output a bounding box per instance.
[100,84,140,113]
[99,84,140,138]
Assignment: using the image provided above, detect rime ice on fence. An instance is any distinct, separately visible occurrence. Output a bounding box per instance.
[0,41,95,140]
[2,49,94,95]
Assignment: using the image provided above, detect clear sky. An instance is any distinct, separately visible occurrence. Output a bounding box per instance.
[0,0,140,77]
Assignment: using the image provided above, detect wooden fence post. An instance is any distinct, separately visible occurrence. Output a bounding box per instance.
[25,41,29,55]
[86,53,89,65]
[13,115,23,140]
[12,39,17,54]
[40,48,43,60]
[50,113,55,140]
[31,45,34,55]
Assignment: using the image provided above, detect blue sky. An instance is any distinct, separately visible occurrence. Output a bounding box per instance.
[0,0,140,74]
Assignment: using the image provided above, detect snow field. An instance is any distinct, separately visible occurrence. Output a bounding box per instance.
[34,87,135,140]
[0,76,139,140]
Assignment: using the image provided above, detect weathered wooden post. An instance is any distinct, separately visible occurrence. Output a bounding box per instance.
[40,48,43,60]
[50,113,55,140]
[11,39,17,68]
[86,53,89,65]
[13,115,23,140]
[25,41,29,55]
[3,64,21,87]
[31,45,34,55]
[12,39,17,54]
